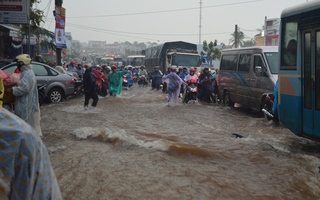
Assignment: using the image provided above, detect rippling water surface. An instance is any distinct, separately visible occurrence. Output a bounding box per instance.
[41,84,320,199]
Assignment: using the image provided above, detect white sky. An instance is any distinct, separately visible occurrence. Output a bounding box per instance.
[37,0,306,45]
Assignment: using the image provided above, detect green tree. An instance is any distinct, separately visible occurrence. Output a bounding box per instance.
[229,28,245,48]
[201,40,221,66]
[242,39,255,47]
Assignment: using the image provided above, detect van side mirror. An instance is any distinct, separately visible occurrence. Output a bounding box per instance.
[255,66,263,76]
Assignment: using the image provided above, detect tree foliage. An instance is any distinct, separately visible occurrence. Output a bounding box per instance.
[229,28,245,48]
[201,40,221,65]
[20,0,44,33]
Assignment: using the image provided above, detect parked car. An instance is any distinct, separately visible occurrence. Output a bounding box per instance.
[1,61,75,103]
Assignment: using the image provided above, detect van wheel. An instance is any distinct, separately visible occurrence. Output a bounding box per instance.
[48,88,63,103]
[223,91,234,107]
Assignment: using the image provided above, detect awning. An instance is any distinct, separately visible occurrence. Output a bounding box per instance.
[0,24,20,32]
[0,24,21,38]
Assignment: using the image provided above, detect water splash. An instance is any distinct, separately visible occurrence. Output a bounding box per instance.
[73,127,210,157]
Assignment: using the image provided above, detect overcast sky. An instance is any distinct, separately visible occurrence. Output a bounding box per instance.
[37,0,306,45]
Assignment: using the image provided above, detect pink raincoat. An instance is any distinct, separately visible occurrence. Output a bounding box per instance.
[162,72,184,106]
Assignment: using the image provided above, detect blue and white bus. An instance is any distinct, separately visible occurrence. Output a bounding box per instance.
[278,1,320,141]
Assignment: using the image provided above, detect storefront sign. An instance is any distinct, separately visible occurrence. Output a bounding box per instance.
[0,0,30,24]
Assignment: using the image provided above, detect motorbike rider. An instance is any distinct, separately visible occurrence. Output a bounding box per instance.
[150,66,163,90]
[138,65,148,85]
[179,66,189,97]
[162,67,171,93]
[198,67,215,103]
[67,61,77,73]
[76,63,85,79]
[125,66,134,90]
[183,67,199,103]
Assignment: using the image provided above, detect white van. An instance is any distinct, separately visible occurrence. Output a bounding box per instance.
[217,46,278,111]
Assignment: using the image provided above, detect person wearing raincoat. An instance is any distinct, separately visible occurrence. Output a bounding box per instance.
[108,65,128,97]
[12,54,42,136]
[0,107,62,200]
[83,63,99,110]
[162,65,185,106]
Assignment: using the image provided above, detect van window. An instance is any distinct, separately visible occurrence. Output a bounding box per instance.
[253,55,265,73]
[238,54,251,72]
[220,54,237,71]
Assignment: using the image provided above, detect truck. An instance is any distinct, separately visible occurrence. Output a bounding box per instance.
[143,41,202,73]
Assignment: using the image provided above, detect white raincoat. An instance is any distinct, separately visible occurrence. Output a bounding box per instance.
[12,64,42,136]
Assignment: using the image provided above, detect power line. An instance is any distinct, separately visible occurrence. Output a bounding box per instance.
[67,0,265,19]
[44,18,232,37]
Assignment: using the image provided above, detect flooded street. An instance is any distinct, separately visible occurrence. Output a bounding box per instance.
[40,84,320,200]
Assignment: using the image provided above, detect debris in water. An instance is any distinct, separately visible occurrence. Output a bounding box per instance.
[232,133,244,138]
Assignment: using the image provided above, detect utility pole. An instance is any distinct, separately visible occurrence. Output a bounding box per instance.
[235,24,239,48]
[199,0,202,45]
[55,0,63,65]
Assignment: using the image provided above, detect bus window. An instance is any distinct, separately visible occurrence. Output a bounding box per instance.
[304,32,312,109]
[280,22,298,70]
[316,31,320,110]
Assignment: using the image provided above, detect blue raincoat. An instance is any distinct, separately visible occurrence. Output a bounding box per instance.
[0,107,62,200]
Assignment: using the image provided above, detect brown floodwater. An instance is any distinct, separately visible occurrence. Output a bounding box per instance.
[40,84,320,200]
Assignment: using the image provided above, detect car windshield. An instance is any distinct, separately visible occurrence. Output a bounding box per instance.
[127,58,144,66]
[264,52,278,74]
[172,54,201,67]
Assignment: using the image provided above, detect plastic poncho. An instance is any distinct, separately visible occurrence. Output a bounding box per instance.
[12,65,42,136]
[0,107,62,200]
[162,72,184,105]
[108,70,127,96]
[150,70,163,87]
[126,71,133,87]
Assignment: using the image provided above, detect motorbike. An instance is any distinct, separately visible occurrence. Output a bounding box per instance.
[38,84,46,106]
[133,73,138,83]
[138,75,148,87]
[73,78,84,96]
[261,93,279,122]
[122,74,128,88]
[3,84,47,111]
[183,79,198,104]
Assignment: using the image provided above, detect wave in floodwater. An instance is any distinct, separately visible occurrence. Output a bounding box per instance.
[73,127,210,157]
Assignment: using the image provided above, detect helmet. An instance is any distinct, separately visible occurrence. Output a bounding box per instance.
[189,67,196,73]
[111,65,117,70]
[107,66,111,70]
[15,54,31,65]
[183,66,187,70]
[96,65,101,69]
[70,61,76,65]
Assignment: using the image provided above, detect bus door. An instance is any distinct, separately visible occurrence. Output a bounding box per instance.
[302,29,320,137]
